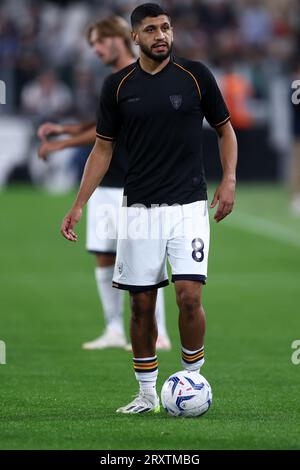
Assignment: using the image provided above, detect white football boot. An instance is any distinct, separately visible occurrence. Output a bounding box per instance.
[82,327,126,350]
[116,390,160,414]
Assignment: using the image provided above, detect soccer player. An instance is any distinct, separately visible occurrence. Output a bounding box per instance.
[37,15,171,351]
[61,3,238,413]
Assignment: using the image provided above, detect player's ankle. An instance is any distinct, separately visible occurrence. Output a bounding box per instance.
[139,382,157,396]
[106,323,124,335]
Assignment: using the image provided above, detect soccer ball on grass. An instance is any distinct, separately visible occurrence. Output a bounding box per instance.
[161,370,212,417]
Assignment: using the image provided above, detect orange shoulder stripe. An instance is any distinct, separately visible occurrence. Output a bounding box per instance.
[173,62,201,100]
[116,68,136,103]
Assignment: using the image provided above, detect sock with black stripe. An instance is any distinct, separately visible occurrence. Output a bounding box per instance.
[181,346,205,373]
[133,356,158,395]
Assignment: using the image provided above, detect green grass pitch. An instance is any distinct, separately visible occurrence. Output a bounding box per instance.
[0,184,300,450]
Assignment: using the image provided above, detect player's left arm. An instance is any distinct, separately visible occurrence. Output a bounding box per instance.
[38,126,97,160]
[210,121,237,223]
[195,63,238,223]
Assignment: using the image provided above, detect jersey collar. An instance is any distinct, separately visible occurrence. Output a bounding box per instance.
[136,55,173,77]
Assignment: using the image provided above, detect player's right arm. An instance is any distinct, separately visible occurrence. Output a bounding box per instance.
[61,72,120,241]
[60,137,113,241]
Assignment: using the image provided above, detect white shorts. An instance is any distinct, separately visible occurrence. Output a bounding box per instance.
[86,186,123,254]
[112,200,210,292]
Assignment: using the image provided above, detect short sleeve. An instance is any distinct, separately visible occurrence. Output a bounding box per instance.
[96,74,120,141]
[198,64,230,128]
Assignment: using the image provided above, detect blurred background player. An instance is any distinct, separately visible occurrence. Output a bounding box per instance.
[37,16,171,351]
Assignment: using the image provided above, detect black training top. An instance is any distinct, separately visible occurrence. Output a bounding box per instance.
[96,56,230,206]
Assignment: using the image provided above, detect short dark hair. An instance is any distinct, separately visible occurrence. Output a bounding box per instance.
[130,3,170,29]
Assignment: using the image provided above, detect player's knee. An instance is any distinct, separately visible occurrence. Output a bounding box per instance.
[176,289,201,317]
[130,292,156,321]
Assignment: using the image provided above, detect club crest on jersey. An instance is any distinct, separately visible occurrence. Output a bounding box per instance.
[117,262,123,274]
[169,95,182,110]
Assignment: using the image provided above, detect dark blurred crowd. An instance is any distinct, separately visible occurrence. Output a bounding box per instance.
[0,0,299,128]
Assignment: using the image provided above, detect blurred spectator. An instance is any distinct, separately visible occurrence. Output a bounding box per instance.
[239,0,272,47]
[0,14,19,110]
[220,60,254,130]
[72,68,99,120]
[21,70,72,121]
[0,0,298,119]
[15,29,42,108]
[0,0,299,189]
[196,0,237,34]
[0,15,18,67]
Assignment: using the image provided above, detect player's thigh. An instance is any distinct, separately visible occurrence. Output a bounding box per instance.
[86,186,123,254]
[167,200,210,284]
[113,206,168,291]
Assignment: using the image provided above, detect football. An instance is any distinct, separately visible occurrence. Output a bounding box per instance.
[161,370,212,417]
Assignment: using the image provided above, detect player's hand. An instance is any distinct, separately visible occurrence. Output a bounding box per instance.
[37,140,65,161]
[210,177,235,223]
[37,122,64,140]
[60,207,82,242]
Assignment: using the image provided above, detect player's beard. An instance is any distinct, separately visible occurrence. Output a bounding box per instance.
[140,41,173,63]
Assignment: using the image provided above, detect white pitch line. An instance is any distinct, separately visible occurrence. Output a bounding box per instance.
[226,213,300,249]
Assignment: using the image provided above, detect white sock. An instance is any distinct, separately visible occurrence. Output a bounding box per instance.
[155,288,167,337]
[133,356,158,396]
[95,266,124,335]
